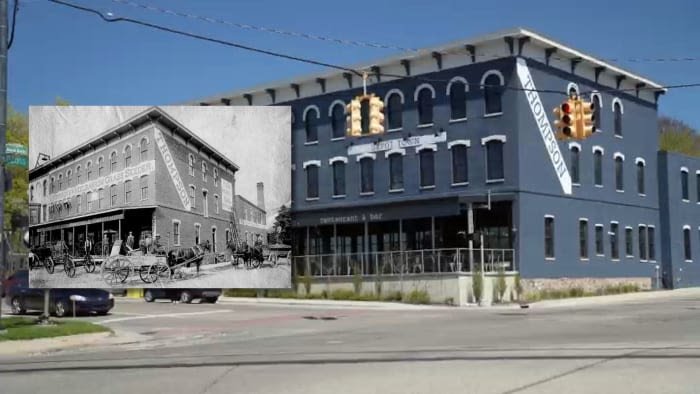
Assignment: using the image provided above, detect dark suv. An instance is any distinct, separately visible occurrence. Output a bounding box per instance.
[143,288,221,304]
[4,270,114,317]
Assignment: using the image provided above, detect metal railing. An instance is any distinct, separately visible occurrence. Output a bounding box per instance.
[292,248,516,277]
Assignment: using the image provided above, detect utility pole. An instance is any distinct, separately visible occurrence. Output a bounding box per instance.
[0,0,9,334]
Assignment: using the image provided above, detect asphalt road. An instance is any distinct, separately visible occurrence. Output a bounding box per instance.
[0,294,699,394]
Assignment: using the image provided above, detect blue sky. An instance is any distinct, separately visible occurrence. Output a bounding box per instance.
[9,0,700,130]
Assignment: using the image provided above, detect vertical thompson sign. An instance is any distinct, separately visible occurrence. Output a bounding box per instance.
[220,179,233,212]
[153,128,192,211]
[516,58,573,195]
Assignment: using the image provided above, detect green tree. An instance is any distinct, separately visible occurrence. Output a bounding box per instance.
[4,105,29,232]
[272,205,291,245]
[658,116,700,157]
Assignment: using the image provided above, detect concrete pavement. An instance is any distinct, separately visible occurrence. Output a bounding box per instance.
[0,292,698,393]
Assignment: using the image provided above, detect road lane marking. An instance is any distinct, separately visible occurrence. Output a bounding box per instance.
[98,310,230,324]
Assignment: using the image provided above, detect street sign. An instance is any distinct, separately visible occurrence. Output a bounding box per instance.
[4,143,28,168]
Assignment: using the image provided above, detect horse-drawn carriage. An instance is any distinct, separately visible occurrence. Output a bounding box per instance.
[29,241,95,278]
[100,240,209,286]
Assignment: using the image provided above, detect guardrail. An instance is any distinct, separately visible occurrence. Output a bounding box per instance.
[292,248,516,277]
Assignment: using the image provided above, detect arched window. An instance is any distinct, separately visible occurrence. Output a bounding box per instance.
[684,226,692,261]
[98,188,105,209]
[304,107,319,143]
[615,155,624,191]
[613,100,623,136]
[66,170,72,187]
[202,190,209,217]
[483,72,504,115]
[332,161,346,197]
[124,180,132,203]
[570,146,580,185]
[418,148,436,188]
[87,191,93,211]
[636,160,645,195]
[76,165,82,185]
[194,224,201,245]
[214,195,219,214]
[305,163,319,199]
[330,103,345,139]
[124,145,132,168]
[140,175,149,200]
[98,157,104,176]
[448,79,467,120]
[86,162,93,181]
[43,179,47,196]
[189,185,196,207]
[450,144,469,185]
[213,168,219,186]
[416,87,434,125]
[58,174,63,191]
[140,138,149,161]
[188,154,195,176]
[110,184,118,206]
[681,168,689,201]
[50,177,55,194]
[360,156,374,194]
[202,161,208,182]
[593,148,603,186]
[592,94,602,131]
[110,151,118,173]
[387,92,403,130]
[388,153,403,191]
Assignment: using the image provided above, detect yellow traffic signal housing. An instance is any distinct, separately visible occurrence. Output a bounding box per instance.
[553,99,575,140]
[368,95,385,135]
[346,99,362,137]
[577,99,596,139]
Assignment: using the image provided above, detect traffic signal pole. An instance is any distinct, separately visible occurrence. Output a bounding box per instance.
[0,0,8,334]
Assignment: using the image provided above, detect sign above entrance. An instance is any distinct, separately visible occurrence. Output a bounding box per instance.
[154,128,192,211]
[347,131,447,156]
[516,58,573,195]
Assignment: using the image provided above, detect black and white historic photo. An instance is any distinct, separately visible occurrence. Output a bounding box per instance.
[27,106,291,289]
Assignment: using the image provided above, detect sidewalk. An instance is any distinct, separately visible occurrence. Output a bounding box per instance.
[525,287,700,309]
[0,330,149,357]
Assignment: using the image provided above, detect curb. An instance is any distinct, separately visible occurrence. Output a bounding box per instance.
[217,296,443,310]
[0,331,113,356]
[525,288,700,309]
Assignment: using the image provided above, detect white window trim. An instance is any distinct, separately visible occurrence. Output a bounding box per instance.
[681,166,689,173]
[328,156,348,165]
[592,145,604,155]
[591,91,602,106]
[611,97,624,114]
[389,188,404,193]
[569,142,581,150]
[122,143,133,154]
[332,194,347,199]
[356,152,377,162]
[416,144,438,153]
[304,140,319,146]
[566,82,580,95]
[683,224,692,231]
[413,83,436,101]
[481,135,507,145]
[172,219,181,247]
[302,160,321,169]
[302,105,320,121]
[614,152,625,161]
[448,140,471,149]
[446,76,469,95]
[327,100,346,117]
[417,123,434,129]
[636,158,646,166]
[480,69,504,88]
[384,148,406,158]
[384,88,405,105]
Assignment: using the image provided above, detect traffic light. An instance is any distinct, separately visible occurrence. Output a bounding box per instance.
[577,99,596,139]
[368,95,385,135]
[346,98,362,137]
[553,100,575,140]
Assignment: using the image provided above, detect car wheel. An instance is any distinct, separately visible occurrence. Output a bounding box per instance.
[144,290,155,303]
[10,297,26,315]
[54,300,68,317]
[179,291,193,304]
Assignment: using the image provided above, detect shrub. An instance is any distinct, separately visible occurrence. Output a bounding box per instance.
[382,291,403,302]
[472,267,483,303]
[223,289,257,297]
[514,273,523,300]
[403,289,430,304]
[330,289,356,300]
[352,264,363,295]
[495,267,507,302]
[568,287,585,298]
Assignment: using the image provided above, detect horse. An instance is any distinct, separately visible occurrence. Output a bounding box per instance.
[166,245,206,277]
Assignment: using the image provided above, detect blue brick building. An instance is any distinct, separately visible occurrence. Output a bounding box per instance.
[193,28,699,293]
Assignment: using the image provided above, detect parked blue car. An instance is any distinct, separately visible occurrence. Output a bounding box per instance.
[4,270,114,317]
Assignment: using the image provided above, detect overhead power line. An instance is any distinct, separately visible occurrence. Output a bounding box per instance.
[111,0,699,65]
[49,0,700,98]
